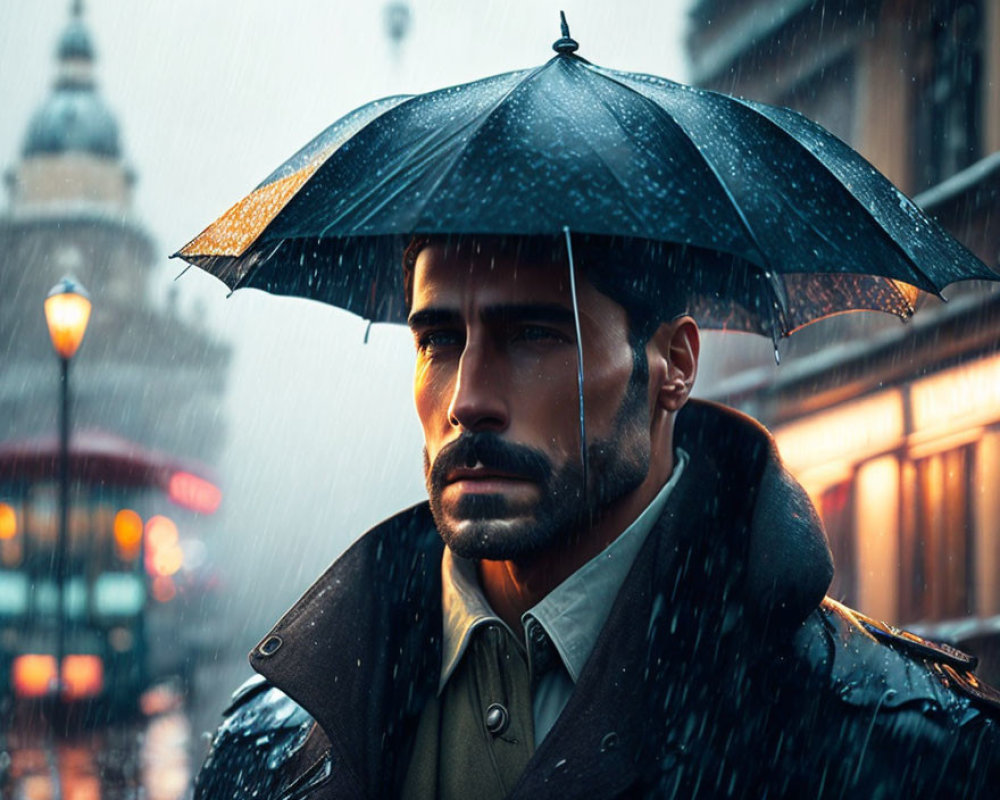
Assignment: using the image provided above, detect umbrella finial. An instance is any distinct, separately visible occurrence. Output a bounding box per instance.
[553,11,579,54]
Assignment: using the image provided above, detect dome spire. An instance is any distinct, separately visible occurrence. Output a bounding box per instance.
[58,0,95,66]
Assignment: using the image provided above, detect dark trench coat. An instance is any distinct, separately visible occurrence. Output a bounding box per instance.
[194,400,1000,798]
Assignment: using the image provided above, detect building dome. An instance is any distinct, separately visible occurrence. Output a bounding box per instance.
[21,2,120,160]
[23,89,121,159]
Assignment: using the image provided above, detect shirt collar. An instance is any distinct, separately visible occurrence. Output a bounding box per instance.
[439,449,688,691]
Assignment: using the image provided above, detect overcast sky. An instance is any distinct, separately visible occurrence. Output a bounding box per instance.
[0,0,693,630]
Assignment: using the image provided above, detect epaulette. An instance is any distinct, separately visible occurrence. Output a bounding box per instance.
[824,598,1000,715]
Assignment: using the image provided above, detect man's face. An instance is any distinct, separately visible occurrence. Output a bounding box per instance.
[409,242,653,561]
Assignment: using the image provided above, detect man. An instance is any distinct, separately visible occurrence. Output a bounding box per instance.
[195,236,1000,799]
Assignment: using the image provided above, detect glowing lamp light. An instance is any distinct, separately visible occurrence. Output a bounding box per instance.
[62,654,104,700]
[0,502,17,540]
[44,276,92,359]
[113,509,143,558]
[168,471,222,514]
[152,545,184,577]
[145,515,178,550]
[12,654,57,698]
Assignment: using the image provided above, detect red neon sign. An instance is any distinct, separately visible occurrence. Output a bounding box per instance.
[168,471,221,514]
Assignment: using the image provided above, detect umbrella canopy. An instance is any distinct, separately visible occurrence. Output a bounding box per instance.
[175,16,997,340]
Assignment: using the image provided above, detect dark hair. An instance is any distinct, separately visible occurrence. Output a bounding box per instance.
[402,234,690,345]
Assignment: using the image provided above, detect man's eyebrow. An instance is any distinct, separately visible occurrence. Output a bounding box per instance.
[407,308,461,329]
[407,304,576,329]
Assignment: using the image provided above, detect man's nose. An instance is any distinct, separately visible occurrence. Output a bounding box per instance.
[447,341,508,432]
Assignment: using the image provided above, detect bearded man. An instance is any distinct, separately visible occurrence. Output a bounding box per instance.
[194,236,1000,799]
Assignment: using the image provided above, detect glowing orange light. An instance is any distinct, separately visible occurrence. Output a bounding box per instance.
[44,277,92,359]
[0,502,16,540]
[168,471,222,515]
[62,654,104,700]
[151,575,176,603]
[12,654,57,697]
[113,509,142,559]
[145,515,178,550]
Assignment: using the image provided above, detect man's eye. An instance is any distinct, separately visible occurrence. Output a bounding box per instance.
[416,330,463,352]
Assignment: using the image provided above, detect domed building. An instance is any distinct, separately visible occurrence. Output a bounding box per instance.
[0,1,230,460]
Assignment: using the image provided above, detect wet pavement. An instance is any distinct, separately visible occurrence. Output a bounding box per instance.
[0,645,252,800]
[2,704,191,800]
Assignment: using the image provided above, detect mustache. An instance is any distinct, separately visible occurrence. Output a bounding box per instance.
[428,433,552,491]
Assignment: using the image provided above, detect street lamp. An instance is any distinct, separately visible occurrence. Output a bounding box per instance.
[44,275,91,702]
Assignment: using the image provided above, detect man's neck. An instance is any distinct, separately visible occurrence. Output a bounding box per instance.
[477,450,674,632]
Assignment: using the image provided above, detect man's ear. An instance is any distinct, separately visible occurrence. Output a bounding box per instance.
[648,316,699,413]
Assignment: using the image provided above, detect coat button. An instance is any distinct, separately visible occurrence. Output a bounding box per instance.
[485,703,509,735]
[600,732,619,752]
[258,635,282,656]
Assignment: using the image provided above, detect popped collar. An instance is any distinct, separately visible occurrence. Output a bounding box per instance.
[439,449,689,742]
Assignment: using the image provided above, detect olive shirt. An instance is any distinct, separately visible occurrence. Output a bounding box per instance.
[402,450,688,799]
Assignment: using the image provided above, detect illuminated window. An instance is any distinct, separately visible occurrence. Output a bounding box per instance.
[900,445,976,623]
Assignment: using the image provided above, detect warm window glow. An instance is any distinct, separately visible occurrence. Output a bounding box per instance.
[854,456,900,622]
[62,654,104,700]
[774,391,904,477]
[168,471,222,514]
[12,654,57,698]
[43,281,92,359]
[113,509,143,559]
[0,502,16,540]
[910,353,1000,439]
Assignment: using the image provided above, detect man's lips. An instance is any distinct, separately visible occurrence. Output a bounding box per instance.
[444,466,535,489]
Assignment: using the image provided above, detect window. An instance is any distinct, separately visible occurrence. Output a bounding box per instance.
[899,445,976,622]
[912,0,984,192]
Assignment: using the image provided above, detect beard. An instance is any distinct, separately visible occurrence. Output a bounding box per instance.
[425,360,651,561]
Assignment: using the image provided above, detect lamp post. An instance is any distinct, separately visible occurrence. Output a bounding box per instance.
[43,276,91,704]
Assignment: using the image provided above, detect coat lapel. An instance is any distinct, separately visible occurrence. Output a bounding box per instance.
[250,503,444,798]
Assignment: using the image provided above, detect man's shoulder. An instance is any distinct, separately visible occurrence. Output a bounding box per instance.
[193,675,332,800]
[779,598,1000,795]
[796,598,1000,735]
[797,597,1000,718]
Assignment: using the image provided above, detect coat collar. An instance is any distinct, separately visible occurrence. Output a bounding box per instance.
[250,399,833,797]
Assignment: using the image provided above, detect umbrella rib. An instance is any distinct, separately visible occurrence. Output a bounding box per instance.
[563,79,654,231]
[586,68,774,269]
[585,66,790,335]
[407,64,555,228]
[327,66,550,234]
[726,95,945,295]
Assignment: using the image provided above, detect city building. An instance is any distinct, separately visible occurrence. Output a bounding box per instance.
[688,0,1000,673]
[0,2,230,709]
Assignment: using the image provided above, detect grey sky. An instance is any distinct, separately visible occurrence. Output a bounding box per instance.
[1,1,692,627]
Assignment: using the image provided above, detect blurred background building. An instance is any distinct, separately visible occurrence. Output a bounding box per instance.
[689,0,1000,676]
[0,2,230,717]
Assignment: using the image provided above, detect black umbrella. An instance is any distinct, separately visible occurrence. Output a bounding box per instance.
[174,14,997,343]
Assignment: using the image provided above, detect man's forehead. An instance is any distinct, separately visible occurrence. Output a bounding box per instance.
[411,243,574,307]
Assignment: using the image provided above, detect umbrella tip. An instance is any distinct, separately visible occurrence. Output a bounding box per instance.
[553,11,579,54]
